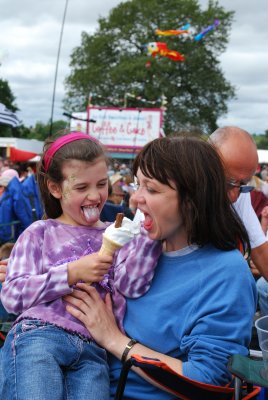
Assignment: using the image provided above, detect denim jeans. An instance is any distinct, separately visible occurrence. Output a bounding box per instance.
[1,319,109,400]
[257,277,268,316]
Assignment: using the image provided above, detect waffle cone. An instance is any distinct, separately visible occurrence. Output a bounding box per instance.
[98,235,122,256]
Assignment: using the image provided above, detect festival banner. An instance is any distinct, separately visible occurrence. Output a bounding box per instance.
[87,106,162,153]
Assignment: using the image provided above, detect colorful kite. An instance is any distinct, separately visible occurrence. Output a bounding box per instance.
[194,19,220,41]
[144,42,185,61]
[155,23,190,37]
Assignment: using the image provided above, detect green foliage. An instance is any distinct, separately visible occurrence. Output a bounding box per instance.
[0,78,17,112]
[22,120,68,141]
[64,0,235,134]
[253,130,268,149]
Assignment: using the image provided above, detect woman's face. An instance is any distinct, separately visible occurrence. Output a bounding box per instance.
[133,168,188,251]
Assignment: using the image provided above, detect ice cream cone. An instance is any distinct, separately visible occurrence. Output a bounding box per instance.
[98,234,122,256]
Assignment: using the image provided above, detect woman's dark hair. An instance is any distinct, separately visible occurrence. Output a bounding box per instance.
[133,135,250,253]
[37,131,107,219]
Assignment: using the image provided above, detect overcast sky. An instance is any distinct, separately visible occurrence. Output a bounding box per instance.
[0,0,267,134]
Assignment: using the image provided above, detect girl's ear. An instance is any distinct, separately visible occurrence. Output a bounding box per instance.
[47,180,62,199]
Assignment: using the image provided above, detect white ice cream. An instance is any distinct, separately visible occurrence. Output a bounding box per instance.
[104,217,140,245]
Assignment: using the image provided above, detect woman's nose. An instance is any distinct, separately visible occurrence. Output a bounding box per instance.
[133,190,145,204]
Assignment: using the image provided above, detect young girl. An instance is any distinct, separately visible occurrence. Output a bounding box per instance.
[0,131,160,400]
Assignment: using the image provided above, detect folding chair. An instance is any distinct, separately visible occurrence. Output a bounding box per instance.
[114,354,262,400]
[0,321,13,347]
[0,220,21,244]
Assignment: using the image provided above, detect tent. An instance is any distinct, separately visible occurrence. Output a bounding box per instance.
[8,147,38,162]
[257,150,268,164]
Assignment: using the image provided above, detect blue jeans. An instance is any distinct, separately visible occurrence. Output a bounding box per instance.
[1,319,109,400]
[257,277,268,316]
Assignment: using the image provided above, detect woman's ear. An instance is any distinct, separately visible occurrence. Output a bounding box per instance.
[47,180,62,199]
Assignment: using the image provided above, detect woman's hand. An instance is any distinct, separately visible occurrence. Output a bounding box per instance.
[64,283,123,349]
[65,284,183,381]
[0,259,8,283]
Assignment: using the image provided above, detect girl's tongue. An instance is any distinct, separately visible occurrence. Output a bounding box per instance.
[82,207,100,224]
[143,214,153,231]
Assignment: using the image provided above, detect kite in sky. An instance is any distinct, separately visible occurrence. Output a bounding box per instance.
[144,42,185,61]
[194,19,220,41]
[155,23,190,36]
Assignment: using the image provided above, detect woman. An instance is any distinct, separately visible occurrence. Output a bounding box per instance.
[65,135,257,399]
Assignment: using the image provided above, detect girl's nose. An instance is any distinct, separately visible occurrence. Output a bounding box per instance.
[86,189,100,201]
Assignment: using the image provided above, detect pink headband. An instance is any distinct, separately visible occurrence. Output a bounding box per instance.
[44,132,98,172]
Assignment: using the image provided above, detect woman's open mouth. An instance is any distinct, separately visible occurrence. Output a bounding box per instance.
[143,213,153,231]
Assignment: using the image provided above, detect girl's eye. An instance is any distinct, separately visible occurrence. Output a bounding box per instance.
[98,182,107,188]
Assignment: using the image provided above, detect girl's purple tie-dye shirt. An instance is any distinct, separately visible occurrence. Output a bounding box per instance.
[1,219,161,338]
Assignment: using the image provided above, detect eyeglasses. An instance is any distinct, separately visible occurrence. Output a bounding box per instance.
[227,181,254,193]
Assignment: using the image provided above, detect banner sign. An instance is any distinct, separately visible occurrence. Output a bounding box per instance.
[87,106,162,153]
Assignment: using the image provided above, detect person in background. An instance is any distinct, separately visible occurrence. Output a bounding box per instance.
[208,126,268,280]
[21,172,44,221]
[255,205,268,316]
[100,178,125,222]
[103,173,134,220]
[0,169,32,244]
[65,135,256,399]
[0,243,14,261]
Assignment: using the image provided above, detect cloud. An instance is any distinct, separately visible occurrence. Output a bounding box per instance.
[0,0,267,133]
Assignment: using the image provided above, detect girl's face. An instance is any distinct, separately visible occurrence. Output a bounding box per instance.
[49,157,108,227]
[133,168,188,251]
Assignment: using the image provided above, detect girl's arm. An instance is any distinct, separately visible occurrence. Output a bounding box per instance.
[113,228,162,298]
[2,229,113,315]
[1,230,72,314]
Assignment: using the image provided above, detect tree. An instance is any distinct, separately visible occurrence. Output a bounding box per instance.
[21,120,67,141]
[253,130,268,150]
[64,0,235,135]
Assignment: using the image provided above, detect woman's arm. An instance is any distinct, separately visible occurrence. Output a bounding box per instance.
[65,283,183,375]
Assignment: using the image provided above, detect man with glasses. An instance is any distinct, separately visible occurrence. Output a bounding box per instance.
[209,126,268,280]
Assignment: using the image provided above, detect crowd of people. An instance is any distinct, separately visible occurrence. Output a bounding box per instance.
[0,127,267,399]
[0,160,43,245]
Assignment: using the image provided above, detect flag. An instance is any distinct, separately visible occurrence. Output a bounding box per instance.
[0,103,21,128]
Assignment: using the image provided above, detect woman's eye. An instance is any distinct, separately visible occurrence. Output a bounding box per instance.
[146,187,156,193]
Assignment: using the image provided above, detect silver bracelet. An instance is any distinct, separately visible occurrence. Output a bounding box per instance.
[121,338,138,363]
